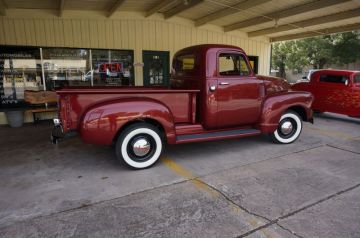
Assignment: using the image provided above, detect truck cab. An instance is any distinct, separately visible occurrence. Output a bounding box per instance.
[171,45,264,129]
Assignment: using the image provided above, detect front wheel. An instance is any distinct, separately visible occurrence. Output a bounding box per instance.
[115,123,163,169]
[270,111,302,144]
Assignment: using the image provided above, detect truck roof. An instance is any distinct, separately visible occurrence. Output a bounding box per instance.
[175,44,246,55]
[312,69,360,77]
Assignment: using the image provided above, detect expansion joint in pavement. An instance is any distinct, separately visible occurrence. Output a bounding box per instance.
[326,144,360,155]
[276,182,360,221]
[268,144,324,160]
[275,222,304,238]
[238,182,360,237]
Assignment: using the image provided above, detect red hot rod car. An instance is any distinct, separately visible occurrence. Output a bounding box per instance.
[292,69,360,117]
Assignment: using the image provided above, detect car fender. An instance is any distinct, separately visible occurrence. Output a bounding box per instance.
[79,97,176,145]
[259,91,314,133]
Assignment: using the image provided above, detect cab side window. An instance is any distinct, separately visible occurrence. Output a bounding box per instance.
[319,74,349,84]
[219,53,250,76]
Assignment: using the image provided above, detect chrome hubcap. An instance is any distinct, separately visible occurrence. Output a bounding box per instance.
[132,138,151,157]
[281,121,293,135]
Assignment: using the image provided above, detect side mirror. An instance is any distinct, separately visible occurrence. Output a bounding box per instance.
[302,76,307,80]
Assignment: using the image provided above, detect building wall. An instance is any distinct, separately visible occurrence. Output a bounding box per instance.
[0,9,271,124]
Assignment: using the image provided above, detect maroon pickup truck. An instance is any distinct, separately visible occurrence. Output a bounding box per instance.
[52,44,313,169]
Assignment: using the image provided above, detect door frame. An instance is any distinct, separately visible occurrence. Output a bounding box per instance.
[142,50,170,87]
[248,55,259,74]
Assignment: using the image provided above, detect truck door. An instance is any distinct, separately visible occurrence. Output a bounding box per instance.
[216,52,262,128]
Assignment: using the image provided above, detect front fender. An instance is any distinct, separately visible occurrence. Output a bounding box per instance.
[259,91,313,133]
[79,98,175,145]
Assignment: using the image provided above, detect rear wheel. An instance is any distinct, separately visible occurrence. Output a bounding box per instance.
[115,123,163,169]
[270,111,302,144]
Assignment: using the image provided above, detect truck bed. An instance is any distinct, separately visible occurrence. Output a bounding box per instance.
[57,87,199,132]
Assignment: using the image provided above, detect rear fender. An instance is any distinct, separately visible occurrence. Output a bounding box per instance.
[259,91,314,133]
[79,98,175,145]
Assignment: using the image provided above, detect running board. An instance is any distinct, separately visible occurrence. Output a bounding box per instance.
[176,128,261,144]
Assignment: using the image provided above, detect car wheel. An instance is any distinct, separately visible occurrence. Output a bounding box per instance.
[270,110,302,144]
[116,123,163,169]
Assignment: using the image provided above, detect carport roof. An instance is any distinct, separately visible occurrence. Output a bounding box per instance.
[1,0,360,42]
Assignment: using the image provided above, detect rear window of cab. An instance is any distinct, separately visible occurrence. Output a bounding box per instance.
[172,54,197,76]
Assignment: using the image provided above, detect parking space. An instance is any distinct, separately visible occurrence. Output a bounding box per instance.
[0,113,359,238]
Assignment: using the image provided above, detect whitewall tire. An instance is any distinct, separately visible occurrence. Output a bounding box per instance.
[270,111,302,144]
[116,123,163,169]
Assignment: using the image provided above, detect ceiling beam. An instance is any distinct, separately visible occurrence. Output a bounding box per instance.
[249,8,360,37]
[145,0,178,17]
[59,0,65,17]
[195,0,272,27]
[270,23,360,42]
[224,0,351,32]
[0,0,7,16]
[107,0,126,18]
[164,0,204,19]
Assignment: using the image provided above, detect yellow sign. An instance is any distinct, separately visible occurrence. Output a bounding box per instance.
[183,58,195,70]
[249,60,255,69]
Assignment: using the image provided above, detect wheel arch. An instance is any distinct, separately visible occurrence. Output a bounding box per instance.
[80,98,176,145]
[259,91,313,133]
[112,118,167,144]
[286,105,308,121]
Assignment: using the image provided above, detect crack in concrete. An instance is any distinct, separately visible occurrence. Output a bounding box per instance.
[268,144,324,160]
[237,182,360,237]
[276,222,304,238]
[196,179,271,223]
[191,179,306,238]
[326,144,360,155]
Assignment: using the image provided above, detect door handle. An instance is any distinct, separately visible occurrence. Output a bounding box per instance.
[209,85,216,92]
[219,82,229,85]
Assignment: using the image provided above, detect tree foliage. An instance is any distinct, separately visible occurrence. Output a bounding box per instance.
[272,31,360,77]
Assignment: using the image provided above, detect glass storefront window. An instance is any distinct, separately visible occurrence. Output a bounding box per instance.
[0,47,42,107]
[92,49,134,86]
[0,46,135,108]
[42,48,91,90]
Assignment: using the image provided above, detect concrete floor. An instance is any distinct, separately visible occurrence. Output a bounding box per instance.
[0,113,359,238]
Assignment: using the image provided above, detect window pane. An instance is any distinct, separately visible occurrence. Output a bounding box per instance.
[219,53,250,76]
[173,54,196,76]
[320,74,348,84]
[0,47,42,107]
[42,48,91,90]
[92,49,134,86]
[354,75,360,84]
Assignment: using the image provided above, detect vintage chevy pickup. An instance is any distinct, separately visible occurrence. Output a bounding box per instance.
[52,44,313,169]
[292,69,360,117]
